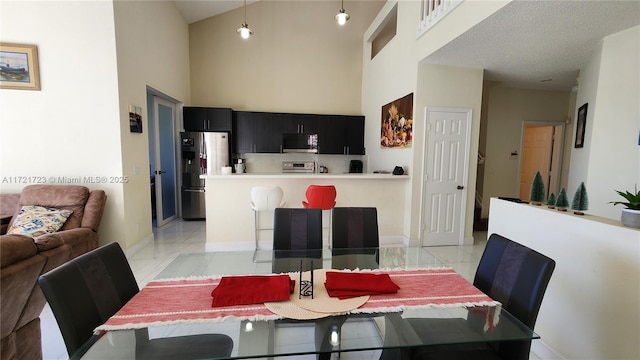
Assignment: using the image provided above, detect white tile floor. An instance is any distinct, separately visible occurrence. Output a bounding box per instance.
[40,220,539,360]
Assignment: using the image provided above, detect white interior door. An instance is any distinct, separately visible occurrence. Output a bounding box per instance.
[421,107,471,246]
[153,97,178,227]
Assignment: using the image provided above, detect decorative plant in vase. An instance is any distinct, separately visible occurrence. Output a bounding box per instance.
[556,188,569,212]
[529,171,546,205]
[571,182,589,215]
[609,186,640,229]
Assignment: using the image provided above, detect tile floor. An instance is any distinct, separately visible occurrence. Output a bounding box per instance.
[40,219,539,360]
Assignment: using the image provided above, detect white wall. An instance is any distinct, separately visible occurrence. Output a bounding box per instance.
[113,0,191,249]
[188,0,384,115]
[482,87,571,217]
[362,1,488,242]
[412,64,483,242]
[569,25,640,220]
[0,0,192,251]
[0,0,125,246]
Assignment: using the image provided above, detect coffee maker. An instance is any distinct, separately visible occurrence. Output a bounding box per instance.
[349,160,363,173]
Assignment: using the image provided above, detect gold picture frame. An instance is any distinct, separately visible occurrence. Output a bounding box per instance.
[0,43,40,90]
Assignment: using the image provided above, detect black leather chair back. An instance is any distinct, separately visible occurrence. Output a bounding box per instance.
[272,208,323,273]
[331,207,379,248]
[474,233,556,359]
[37,242,138,357]
[39,242,234,359]
[273,208,322,254]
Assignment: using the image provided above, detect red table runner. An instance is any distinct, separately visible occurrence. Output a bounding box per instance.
[95,268,500,332]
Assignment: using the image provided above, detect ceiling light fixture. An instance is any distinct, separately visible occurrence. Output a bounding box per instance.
[237,0,253,39]
[335,0,350,26]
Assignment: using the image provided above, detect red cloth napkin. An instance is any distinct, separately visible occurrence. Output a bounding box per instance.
[211,274,295,307]
[324,271,400,299]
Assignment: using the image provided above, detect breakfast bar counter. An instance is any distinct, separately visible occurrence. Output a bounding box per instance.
[200,173,410,251]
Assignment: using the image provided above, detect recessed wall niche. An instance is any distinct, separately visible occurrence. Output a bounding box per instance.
[369,4,397,60]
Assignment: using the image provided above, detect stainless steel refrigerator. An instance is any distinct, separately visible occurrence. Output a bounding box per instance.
[180,132,229,219]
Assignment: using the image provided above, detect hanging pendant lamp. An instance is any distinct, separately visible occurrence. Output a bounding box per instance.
[335,0,350,25]
[237,0,253,39]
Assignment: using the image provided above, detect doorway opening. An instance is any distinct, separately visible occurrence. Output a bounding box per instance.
[147,87,181,228]
[519,122,565,202]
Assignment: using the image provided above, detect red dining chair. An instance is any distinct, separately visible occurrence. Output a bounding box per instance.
[302,185,337,247]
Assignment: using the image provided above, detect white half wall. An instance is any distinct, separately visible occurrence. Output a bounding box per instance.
[489,198,640,360]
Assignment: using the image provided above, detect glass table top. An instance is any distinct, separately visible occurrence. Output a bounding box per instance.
[76,248,539,359]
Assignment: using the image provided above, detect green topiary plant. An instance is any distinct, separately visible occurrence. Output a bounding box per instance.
[609,186,640,210]
[556,188,569,211]
[571,182,589,215]
[529,171,546,205]
[547,192,556,208]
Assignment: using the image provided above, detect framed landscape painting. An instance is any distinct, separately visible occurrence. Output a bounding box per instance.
[0,43,40,90]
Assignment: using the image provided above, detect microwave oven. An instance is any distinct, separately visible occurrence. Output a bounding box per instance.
[282,133,318,153]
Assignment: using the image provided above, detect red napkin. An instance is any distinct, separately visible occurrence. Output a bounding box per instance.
[324,271,399,299]
[211,274,295,307]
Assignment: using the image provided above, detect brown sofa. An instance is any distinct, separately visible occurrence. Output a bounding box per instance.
[0,185,107,360]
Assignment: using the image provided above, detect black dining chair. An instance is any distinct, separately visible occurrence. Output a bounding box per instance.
[331,207,380,270]
[272,207,323,273]
[380,233,556,360]
[37,242,234,359]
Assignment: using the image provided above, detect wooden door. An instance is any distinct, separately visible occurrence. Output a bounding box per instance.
[520,126,553,201]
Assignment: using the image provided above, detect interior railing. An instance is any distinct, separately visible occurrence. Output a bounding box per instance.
[417,0,464,38]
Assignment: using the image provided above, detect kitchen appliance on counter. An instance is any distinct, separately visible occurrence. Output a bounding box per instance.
[282,161,316,173]
[282,133,318,153]
[180,131,229,219]
[234,158,246,173]
[349,160,363,173]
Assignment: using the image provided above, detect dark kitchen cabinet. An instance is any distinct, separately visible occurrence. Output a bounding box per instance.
[183,107,232,132]
[317,115,365,155]
[234,111,282,153]
[233,111,365,155]
[281,113,318,134]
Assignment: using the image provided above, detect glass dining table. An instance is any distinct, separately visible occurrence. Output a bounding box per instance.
[75,247,539,359]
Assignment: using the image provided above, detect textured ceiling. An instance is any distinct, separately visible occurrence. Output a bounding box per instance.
[422,1,640,91]
[173,0,640,91]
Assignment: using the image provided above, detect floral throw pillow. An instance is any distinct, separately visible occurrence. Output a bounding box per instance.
[7,205,73,237]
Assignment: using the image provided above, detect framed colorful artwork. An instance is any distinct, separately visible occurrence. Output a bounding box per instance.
[381,93,413,148]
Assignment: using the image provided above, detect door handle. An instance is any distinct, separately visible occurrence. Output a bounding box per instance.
[155,170,166,175]
[457,185,464,190]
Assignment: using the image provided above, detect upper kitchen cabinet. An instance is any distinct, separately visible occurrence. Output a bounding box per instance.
[183,107,232,132]
[234,111,282,153]
[317,115,365,155]
[232,110,365,155]
[280,113,318,135]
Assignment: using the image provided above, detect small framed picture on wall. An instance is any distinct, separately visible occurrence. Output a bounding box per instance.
[575,103,588,148]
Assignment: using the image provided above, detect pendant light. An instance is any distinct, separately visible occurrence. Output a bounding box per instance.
[237,0,253,39]
[335,0,350,25]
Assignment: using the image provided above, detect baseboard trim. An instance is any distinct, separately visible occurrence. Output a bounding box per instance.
[531,339,565,360]
[125,233,154,258]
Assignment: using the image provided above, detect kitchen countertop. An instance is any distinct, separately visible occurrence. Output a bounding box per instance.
[200,173,410,179]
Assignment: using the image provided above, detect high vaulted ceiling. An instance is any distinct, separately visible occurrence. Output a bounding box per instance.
[172,0,640,92]
[172,0,258,24]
